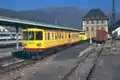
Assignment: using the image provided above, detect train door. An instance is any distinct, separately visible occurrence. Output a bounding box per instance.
[68,32,71,44]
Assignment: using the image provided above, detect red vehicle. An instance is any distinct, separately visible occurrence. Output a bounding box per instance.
[93,30,108,42]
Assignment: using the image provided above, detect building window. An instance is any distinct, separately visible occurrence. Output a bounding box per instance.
[91,27,94,31]
[102,27,104,30]
[94,20,96,24]
[86,21,89,24]
[99,20,101,24]
[96,20,99,24]
[104,20,107,24]
[86,27,89,31]
[91,20,94,24]
[96,26,99,30]
[101,20,104,24]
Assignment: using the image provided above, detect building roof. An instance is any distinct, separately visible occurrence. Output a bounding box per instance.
[0,16,82,32]
[83,9,108,20]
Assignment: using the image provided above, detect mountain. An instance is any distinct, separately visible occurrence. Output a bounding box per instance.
[19,7,88,29]
[0,7,88,29]
[0,7,119,29]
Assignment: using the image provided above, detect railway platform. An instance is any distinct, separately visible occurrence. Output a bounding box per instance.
[0,42,96,80]
[89,40,120,80]
[0,42,106,80]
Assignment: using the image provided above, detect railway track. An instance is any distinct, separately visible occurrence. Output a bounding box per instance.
[0,42,89,78]
[0,47,24,75]
[86,44,104,80]
[60,43,104,80]
[0,59,36,75]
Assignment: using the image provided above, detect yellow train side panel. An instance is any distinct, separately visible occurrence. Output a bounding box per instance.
[43,30,70,49]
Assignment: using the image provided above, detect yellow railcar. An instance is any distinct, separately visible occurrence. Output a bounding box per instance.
[22,28,81,51]
[79,31,88,41]
[12,28,83,59]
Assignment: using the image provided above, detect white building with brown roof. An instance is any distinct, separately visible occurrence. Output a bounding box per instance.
[82,9,109,39]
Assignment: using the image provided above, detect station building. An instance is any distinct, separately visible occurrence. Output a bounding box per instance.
[82,9,109,39]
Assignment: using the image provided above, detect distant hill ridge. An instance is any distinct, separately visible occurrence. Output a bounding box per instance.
[0,7,119,29]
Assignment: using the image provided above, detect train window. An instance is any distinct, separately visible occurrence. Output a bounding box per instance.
[61,33,62,39]
[65,33,67,39]
[45,32,46,40]
[60,33,62,39]
[66,33,68,39]
[55,33,57,39]
[48,33,50,40]
[62,33,64,39]
[28,31,34,40]
[68,33,70,39]
[52,33,54,40]
[23,31,28,40]
[65,33,66,39]
[59,33,61,39]
[36,31,43,40]
[58,33,60,39]
[72,34,73,38]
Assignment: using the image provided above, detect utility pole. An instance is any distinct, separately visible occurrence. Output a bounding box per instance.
[112,0,115,29]
[112,0,116,50]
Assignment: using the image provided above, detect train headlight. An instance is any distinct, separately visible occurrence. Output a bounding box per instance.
[22,43,27,46]
[37,43,41,46]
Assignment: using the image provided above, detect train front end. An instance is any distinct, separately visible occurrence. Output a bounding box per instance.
[12,28,45,59]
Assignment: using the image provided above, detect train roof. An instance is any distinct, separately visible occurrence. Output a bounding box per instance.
[0,32,21,34]
[0,16,83,32]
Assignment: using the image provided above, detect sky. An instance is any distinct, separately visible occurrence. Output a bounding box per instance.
[0,0,120,12]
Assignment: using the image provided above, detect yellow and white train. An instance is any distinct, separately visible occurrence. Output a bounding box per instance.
[12,27,93,59]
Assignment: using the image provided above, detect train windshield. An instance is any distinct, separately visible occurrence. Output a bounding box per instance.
[23,31,34,40]
[28,31,34,40]
[35,31,43,40]
[23,31,43,40]
[23,31,29,40]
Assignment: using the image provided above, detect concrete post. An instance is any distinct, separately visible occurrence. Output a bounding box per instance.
[90,27,92,44]
[16,27,19,51]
